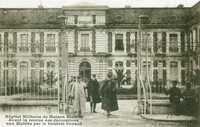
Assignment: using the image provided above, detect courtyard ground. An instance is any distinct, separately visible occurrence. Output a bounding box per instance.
[0,96,197,127]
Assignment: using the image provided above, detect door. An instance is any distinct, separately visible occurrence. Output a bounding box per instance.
[79,62,91,83]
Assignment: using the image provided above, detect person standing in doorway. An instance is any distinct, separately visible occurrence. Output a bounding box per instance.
[87,74,101,113]
[101,72,118,117]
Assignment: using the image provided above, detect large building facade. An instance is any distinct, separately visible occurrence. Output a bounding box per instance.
[0,2,200,95]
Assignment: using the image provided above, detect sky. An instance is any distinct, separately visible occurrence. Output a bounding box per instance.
[0,0,199,8]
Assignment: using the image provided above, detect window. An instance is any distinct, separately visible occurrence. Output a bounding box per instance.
[170,61,178,81]
[115,34,124,51]
[80,34,90,52]
[78,16,92,25]
[20,34,28,47]
[65,16,75,25]
[96,16,105,24]
[126,60,131,67]
[47,61,55,72]
[46,34,56,52]
[108,60,112,67]
[20,34,28,52]
[169,34,178,52]
[153,60,158,67]
[20,62,28,82]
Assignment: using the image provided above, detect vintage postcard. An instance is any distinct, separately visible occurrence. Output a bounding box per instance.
[0,0,199,127]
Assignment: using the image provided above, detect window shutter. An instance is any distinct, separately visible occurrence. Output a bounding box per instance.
[74,15,78,24]
[40,32,44,52]
[58,32,62,56]
[108,32,112,52]
[74,30,78,53]
[126,32,130,52]
[135,32,137,52]
[181,32,185,53]
[4,32,8,52]
[153,32,158,53]
[163,69,167,87]
[13,32,17,52]
[162,32,166,53]
[39,70,44,85]
[92,30,96,53]
[31,32,35,52]
[93,15,96,24]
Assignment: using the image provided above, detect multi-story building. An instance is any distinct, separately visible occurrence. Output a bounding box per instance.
[0,2,200,96]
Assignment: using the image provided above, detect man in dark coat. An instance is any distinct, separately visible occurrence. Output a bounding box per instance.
[101,72,118,117]
[167,81,182,115]
[87,74,101,113]
[182,83,196,115]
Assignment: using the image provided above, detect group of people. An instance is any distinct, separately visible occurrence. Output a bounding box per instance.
[166,81,198,116]
[67,72,118,118]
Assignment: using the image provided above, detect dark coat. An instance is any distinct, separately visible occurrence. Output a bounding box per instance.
[168,87,181,104]
[87,79,101,103]
[100,79,118,112]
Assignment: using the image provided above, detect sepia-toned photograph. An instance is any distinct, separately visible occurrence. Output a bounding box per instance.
[0,0,199,126]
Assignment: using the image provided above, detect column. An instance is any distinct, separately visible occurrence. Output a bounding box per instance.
[92,29,96,53]
[178,60,181,83]
[178,32,181,53]
[166,32,169,54]
[166,59,170,87]
[124,32,126,53]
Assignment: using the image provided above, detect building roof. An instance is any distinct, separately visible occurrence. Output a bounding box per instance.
[0,4,196,29]
[0,8,62,29]
[106,8,190,29]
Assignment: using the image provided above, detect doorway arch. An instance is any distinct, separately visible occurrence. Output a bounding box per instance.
[79,61,91,83]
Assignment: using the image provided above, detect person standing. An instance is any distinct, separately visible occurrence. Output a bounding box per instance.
[182,83,196,115]
[87,74,101,113]
[70,76,87,118]
[167,81,182,115]
[101,72,118,117]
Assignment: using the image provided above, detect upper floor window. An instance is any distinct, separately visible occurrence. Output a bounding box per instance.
[115,34,124,51]
[20,34,28,46]
[78,16,93,25]
[46,34,56,52]
[169,34,178,52]
[65,16,75,25]
[20,34,28,52]
[96,16,105,25]
[80,34,90,52]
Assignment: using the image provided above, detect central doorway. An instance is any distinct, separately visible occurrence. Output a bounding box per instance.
[79,62,91,83]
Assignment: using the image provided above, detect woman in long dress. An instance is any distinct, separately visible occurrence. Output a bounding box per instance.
[70,76,87,117]
[101,72,118,117]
